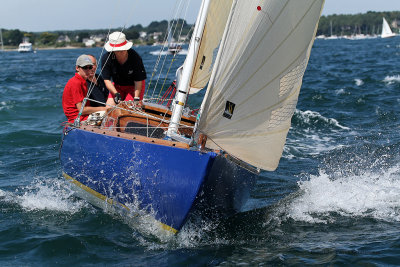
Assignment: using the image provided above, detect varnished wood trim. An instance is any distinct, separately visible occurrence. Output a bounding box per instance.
[80,125,190,149]
[141,104,197,123]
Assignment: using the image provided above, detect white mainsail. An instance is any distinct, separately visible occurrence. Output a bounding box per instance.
[197,0,325,171]
[381,17,396,38]
[189,0,233,94]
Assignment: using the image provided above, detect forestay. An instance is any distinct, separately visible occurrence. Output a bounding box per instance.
[197,0,325,170]
[188,0,233,94]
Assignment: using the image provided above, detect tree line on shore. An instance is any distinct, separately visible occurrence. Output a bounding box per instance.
[318,11,400,36]
[1,19,191,48]
[1,11,399,48]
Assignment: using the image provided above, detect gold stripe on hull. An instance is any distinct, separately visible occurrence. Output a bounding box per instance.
[62,172,178,234]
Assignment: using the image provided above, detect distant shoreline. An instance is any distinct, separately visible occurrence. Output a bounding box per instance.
[1,46,87,52]
[37,46,82,50]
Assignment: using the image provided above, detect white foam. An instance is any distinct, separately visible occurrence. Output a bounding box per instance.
[383,75,400,85]
[355,79,364,86]
[296,110,350,130]
[0,101,11,111]
[136,213,229,250]
[285,134,344,157]
[283,110,352,158]
[335,88,345,95]
[1,178,87,213]
[0,189,6,197]
[286,165,400,223]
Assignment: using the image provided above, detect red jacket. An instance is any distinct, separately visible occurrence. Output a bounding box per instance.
[62,73,90,123]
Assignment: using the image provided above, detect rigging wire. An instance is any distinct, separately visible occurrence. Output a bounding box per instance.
[74,0,196,135]
[147,0,191,100]
[155,0,191,101]
[148,4,183,99]
[76,0,140,124]
[145,0,181,98]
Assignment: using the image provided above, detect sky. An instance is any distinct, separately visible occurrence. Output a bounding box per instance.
[0,0,399,32]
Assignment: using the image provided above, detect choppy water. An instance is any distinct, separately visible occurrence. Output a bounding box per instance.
[1,37,400,266]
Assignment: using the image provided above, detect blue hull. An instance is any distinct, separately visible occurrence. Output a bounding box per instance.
[60,127,256,233]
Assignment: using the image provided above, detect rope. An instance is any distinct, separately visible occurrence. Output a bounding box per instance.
[145,0,181,98]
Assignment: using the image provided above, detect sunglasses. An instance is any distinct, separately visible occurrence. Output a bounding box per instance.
[81,65,93,70]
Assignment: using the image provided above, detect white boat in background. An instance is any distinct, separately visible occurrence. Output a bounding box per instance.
[18,42,33,52]
[345,34,377,40]
[166,20,183,55]
[18,37,33,52]
[168,42,183,55]
[381,17,396,38]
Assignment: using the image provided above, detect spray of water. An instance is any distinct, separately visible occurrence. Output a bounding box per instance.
[0,177,88,214]
[286,164,400,223]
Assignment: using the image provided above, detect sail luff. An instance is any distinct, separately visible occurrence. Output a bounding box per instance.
[188,0,234,94]
[195,0,238,137]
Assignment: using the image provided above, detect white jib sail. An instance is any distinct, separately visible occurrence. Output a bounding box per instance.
[381,18,395,38]
[198,0,325,171]
[189,0,234,94]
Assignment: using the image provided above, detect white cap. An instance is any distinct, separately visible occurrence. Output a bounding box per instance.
[76,54,94,67]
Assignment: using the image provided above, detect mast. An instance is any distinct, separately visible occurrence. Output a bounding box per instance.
[0,28,3,52]
[166,0,211,140]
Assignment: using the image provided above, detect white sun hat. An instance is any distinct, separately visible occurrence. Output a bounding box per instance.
[104,31,133,52]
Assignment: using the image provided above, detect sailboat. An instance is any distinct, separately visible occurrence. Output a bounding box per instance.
[60,0,325,235]
[381,17,396,38]
[325,20,338,39]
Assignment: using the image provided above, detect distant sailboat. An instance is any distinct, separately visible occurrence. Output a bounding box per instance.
[325,20,338,39]
[381,17,396,38]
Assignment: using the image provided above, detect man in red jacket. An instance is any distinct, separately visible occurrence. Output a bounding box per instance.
[62,54,107,124]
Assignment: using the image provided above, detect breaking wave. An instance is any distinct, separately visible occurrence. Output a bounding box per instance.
[0,177,87,213]
[294,109,350,130]
[286,164,400,223]
[284,109,351,158]
[383,75,400,84]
